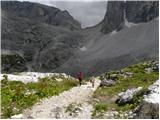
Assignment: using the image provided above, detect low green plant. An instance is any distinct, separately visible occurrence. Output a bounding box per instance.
[1,77,78,118]
[92,103,108,118]
[92,60,159,118]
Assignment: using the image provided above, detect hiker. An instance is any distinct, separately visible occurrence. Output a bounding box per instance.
[90,77,95,88]
[77,72,83,86]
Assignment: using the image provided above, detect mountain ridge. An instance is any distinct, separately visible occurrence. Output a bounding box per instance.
[1,1,159,77]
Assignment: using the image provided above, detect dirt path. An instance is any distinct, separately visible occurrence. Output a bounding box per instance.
[20,79,101,119]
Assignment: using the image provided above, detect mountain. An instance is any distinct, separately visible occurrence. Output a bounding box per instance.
[101,1,159,33]
[1,1,84,73]
[1,1,159,77]
[1,1,81,30]
[53,1,159,77]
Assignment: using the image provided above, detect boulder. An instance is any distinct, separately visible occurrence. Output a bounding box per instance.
[116,87,143,105]
[151,61,159,72]
[120,72,133,78]
[135,80,159,119]
[100,79,116,87]
[145,61,159,73]
[109,74,118,80]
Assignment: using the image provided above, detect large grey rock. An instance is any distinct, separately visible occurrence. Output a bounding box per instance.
[135,80,159,119]
[100,79,116,87]
[145,61,159,73]
[151,61,159,72]
[116,87,143,105]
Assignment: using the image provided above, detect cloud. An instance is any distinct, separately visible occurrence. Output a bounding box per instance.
[18,0,107,28]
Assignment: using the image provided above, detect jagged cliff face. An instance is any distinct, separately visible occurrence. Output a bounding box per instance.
[101,1,159,33]
[101,1,125,33]
[126,1,159,23]
[1,1,81,30]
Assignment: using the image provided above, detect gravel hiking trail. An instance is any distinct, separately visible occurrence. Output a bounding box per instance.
[21,79,101,119]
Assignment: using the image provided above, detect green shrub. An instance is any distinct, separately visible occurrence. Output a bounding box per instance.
[1,77,78,118]
[92,103,108,118]
[95,103,108,112]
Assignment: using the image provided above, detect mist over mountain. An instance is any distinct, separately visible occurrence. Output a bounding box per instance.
[1,1,159,77]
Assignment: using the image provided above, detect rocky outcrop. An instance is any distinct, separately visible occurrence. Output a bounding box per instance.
[1,1,81,30]
[116,87,143,105]
[135,80,159,119]
[101,1,124,33]
[126,1,159,23]
[101,1,159,34]
[145,61,159,73]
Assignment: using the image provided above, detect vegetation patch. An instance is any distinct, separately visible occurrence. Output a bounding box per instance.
[65,102,82,113]
[92,103,108,118]
[92,61,159,118]
[1,76,78,118]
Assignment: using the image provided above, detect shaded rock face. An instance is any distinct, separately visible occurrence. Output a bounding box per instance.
[1,4,84,73]
[101,1,159,33]
[126,1,159,23]
[101,1,124,33]
[1,1,81,30]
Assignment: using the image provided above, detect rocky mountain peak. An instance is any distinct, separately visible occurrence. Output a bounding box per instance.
[101,1,159,34]
[1,1,81,30]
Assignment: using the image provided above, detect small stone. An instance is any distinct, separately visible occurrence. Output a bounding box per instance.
[11,114,23,119]
[129,111,133,115]
[145,68,153,74]
[113,111,119,116]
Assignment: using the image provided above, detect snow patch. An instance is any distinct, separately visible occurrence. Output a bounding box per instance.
[0,74,38,83]
[125,20,137,28]
[0,72,72,83]
[123,9,137,28]
[110,30,117,36]
[144,93,159,103]
[155,17,159,20]
[80,46,87,51]
[1,49,24,57]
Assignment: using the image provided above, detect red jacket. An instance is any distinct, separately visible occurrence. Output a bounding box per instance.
[77,72,83,79]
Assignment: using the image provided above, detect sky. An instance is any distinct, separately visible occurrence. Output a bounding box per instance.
[18,0,107,28]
